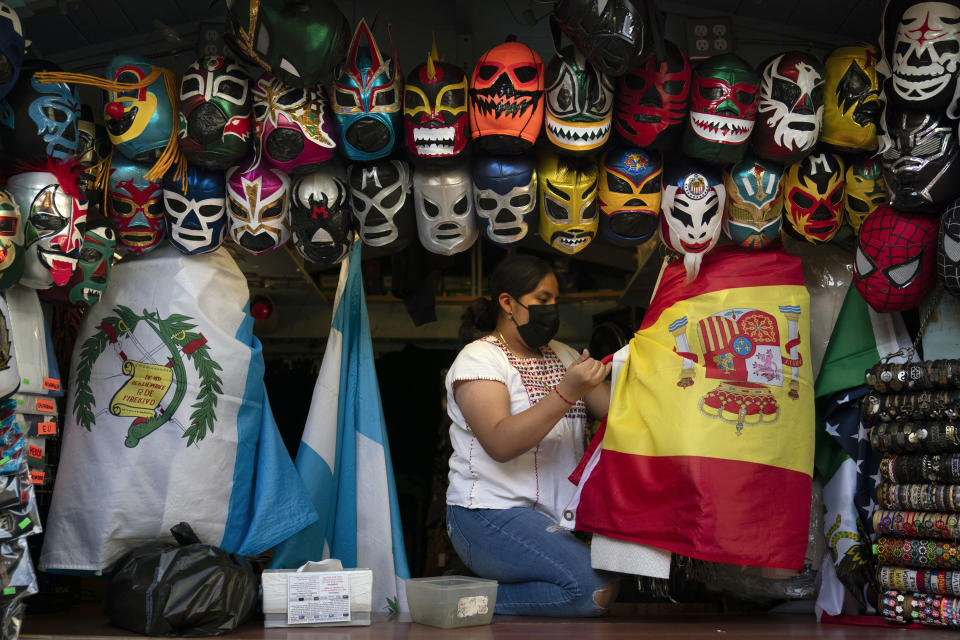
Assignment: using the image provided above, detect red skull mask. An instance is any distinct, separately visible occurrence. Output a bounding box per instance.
[615,40,690,149]
[469,41,544,154]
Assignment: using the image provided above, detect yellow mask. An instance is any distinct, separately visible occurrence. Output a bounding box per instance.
[844,155,887,233]
[537,153,598,254]
[821,44,882,152]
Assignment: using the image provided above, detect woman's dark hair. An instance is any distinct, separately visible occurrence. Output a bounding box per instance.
[459,254,554,343]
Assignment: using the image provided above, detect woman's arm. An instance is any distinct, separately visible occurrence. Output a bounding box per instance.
[583,381,611,419]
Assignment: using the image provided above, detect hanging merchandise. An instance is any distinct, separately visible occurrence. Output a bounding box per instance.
[0,3,26,104]
[162,166,226,256]
[880,105,960,214]
[853,205,937,312]
[178,56,253,171]
[106,155,165,256]
[722,152,784,250]
[544,46,613,156]
[844,155,887,233]
[413,163,478,256]
[225,158,291,256]
[346,159,414,253]
[0,189,23,290]
[289,164,352,265]
[101,55,176,162]
[782,151,845,244]
[331,19,401,162]
[0,61,79,163]
[820,44,882,152]
[659,162,725,281]
[752,51,825,164]
[252,72,336,174]
[598,145,661,246]
[7,164,86,289]
[614,40,690,150]
[67,220,116,308]
[682,53,759,166]
[224,0,348,89]
[471,154,537,248]
[550,0,649,77]
[940,197,960,296]
[537,153,598,255]
[403,41,469,164]
[0,297,17,399]
[75,104,110,202]
[469,41,544,155]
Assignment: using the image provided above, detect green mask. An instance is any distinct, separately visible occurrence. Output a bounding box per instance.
[0,189,23,290]
[68,222,116,307]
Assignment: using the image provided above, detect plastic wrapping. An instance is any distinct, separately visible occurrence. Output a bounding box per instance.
[102,522,257,637]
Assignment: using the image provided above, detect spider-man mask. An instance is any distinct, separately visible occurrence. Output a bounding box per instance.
[783,151,845,243]
[615,40,690,150]
[599,145,661,246]
[938,197,960,297]
[106,156,164,255]
[854,204,937,312]
[403,46,469,163]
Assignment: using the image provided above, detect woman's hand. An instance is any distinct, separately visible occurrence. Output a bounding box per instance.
[556,349,611,402]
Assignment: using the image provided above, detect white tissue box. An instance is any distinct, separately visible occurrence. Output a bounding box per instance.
[261,566,373,628]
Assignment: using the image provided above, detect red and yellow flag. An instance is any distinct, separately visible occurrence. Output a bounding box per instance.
[573,245,814,570]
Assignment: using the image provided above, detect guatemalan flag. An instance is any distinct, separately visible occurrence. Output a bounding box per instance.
[271,241,410,611]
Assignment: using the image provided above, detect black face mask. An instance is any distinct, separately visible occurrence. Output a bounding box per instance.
[512,300,560,349]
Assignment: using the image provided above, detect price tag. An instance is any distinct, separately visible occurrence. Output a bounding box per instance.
[35,398,55,413]
[42,378,60,392]
[29,470,44,485]
[287,572,351,625]
[38,422,56,436]
[28,445,42,459]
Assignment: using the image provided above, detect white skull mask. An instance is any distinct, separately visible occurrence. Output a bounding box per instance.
[893,2,960,105]
[659,170,725,282]
[413,164,478,256]
[347,159,414,250]
[473,180,536,245]
[757,53,824,158]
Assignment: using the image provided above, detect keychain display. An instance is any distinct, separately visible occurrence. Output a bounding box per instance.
[721,153,784,250]
[598,145,661,246]
[544,46,613,155]
[471,155,537,248]
[866,360,960,394]
[470,41,544,154]
[861,390,960,424]
[871,421,960,454]
[614,40,690,149]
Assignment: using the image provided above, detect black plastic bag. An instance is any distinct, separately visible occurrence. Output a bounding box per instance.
[103,522,257,636]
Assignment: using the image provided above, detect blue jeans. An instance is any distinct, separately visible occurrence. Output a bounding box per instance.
[446,505,616,617]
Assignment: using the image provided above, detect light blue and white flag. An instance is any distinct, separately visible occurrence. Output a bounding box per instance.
[272,241,410,612]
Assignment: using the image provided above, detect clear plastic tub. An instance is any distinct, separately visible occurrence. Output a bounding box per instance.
[405,576,498,628]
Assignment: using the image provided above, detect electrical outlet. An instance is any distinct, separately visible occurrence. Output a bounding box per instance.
[685,17,734,59]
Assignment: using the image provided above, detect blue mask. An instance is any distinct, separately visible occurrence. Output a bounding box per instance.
[471,155,538,248]
[103,55,174,161]
[162,166,226,255]
[0,62,79,162]
[0,3,26,102]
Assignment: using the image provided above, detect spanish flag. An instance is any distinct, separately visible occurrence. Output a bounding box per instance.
[571,245,814,570]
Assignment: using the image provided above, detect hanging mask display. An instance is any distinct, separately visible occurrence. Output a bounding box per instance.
[598,145,661,246]
[331,19,401,162]
[346,159,414,253]
[782,151,845,243]
[883,0,960,110]
[289,165,352,265]
[472,155,537,248]
[226,159,291,255]
[0,3,26,103]
[102,55,175,162]
[939,197,960,297]
[854,205,937,312]
[537,153,599,255]
[0,188,23,290]
[821,44,882,152]
[403,43,469,163]
[106,156,164,256]
[252,72,335,173]
[469,41,544,154]
[68,220,116,308]
[224,0,348,89]
[752,52,825,164]
[162,166,226,256]
[615,40,690,150]
[178,56,253,171]
[544,46,613,155]
[7,165,87,289]
[0,61,79,163]
[682,54,759,166]
[413,163,478,256]
[659,163,725,281]
[551,0,649,77]
[722,153,784,250]
[844,155,887,233]
[880,105,960,214]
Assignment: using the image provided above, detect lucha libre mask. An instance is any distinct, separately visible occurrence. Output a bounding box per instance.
[0,62,79,163]
[599,146,662,246]
[178,56,253,171]
[880,104,960,214]
[659,163,726,281]
[332,19,401,162]
[683,54,759,166]
[938,197,960,297]
[253,72,336,173]
[854,205,937,312]
[226,159,291,255]
[821,44,882,152]
[413,164,478,256]
[544,46,613,155]
[224,0,349,89]
[537,153,599,255]
[0,3,26,103]
[0,189,23,290]
[551,0,649,77]
[753,52,825,164]
[162,166,226,255]
[68,221,116,307]
[782,152,845,243]
[76,104,109,170]
[844,155,887,233]
[883,0,960,110]
[347,159,415,253]
[403,44,469,163]
[472,155,537,248]
[104,55,174,161]
[615,40,690,150]
[107,156,165,255]
[470,41,544,154]
[7,166,87,289]
[722,153,784,250]
[290,165,352,265]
